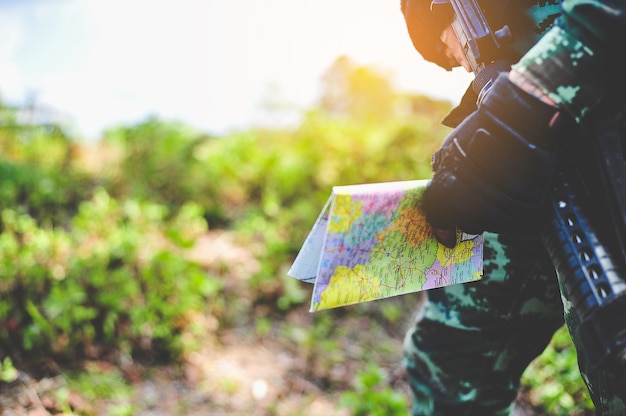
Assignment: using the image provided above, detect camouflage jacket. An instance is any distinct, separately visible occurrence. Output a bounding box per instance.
[514,0,626,121]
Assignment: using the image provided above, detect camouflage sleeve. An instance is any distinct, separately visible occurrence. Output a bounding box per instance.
[511,0,626,121]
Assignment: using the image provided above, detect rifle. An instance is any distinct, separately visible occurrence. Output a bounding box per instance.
[434,0,626,370]
[432,0,512,100]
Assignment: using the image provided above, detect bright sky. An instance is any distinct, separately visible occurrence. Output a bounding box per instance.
[0,0,472,141]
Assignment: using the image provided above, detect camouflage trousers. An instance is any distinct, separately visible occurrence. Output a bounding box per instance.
[403,231,626,415]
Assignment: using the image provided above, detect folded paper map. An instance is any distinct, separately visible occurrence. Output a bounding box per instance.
[288,180,483,312]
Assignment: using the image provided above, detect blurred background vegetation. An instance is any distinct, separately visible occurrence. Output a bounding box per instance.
[0,57,593,415]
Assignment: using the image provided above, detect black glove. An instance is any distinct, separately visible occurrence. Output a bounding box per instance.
[422,73,569,235]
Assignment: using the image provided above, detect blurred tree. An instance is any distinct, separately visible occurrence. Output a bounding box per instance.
[318,55,396,121]
[0,96,75,166]
[102,117,212,213]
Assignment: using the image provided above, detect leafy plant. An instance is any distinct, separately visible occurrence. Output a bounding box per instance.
[0,190,222,362]
[0,160,95,228]
[0,59,590,414]
[521,325,594,415]
[101,117,219,221]
[0,357,18,383]
[62,362,135,416]
[339,364,409,416]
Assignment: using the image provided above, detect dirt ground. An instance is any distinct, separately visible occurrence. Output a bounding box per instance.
[0,308,543,416]
[0,304,408,415]
[0,231,544,415]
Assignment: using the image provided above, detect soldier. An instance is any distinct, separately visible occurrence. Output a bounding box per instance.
[400,0,626,414]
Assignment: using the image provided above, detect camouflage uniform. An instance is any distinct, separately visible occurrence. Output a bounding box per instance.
[404,232,563,415]
[401,0,626,414]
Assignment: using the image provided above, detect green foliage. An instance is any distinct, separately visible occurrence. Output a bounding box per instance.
[0,101,74,166]
[0,190,222,361]
[0,357,18,383]
[339,364,409,416]
[521,326,594,415]
[0,102,96,229]
[0,159,94,228]
[191,98,451,309]
[46,363,136,416]
[319,55,396,121]
[93,73,453,325]
[102,117,214,217]
[100,58,452,232]
[0,59,590,413]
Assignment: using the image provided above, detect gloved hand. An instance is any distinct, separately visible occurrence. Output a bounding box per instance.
[422,72,570,238]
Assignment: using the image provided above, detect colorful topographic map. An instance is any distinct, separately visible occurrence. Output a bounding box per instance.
[289,180,483,311]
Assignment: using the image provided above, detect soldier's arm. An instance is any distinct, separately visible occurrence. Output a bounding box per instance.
[510,0,626,121]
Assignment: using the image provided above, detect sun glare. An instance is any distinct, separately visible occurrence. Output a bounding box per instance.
[1,0,472,139]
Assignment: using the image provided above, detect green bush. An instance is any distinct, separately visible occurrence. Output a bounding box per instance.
[0,190,222,362]
[0,160,95,229]
[339,364,409,416]
[93,93,453,321]
[102,118,213,216]
[521,325,594,414]
[0,60,590,413]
